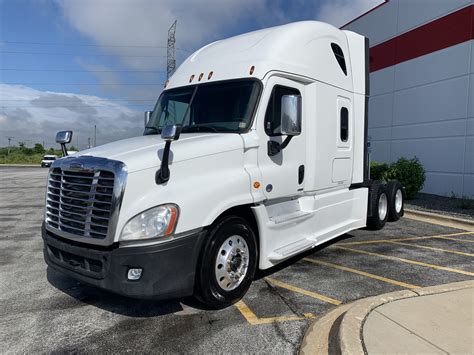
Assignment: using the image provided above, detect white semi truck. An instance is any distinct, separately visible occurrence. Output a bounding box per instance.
[42,21,405,309]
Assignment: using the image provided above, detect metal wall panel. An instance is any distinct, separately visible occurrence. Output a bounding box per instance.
[394,41,471,91]
[368,93,393,128]
[370,67,394,95]
[392,76,469,126]
[397,0,472,34]
[344,0,398,45]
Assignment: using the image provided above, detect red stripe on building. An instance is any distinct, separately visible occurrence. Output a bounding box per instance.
[369,4,474,72]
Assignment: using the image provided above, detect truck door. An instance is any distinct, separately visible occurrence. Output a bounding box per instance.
[256,77,306,199]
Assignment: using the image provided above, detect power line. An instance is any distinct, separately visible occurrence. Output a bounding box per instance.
[0,68,165,73]
[0,50,167,58]
[0,99,156,102]
[1,40,190,51]
[2,82,164,86]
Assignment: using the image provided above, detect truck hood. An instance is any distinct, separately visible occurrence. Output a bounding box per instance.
[75,133,244,173]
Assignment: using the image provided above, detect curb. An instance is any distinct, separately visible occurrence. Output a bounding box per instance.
[299,280,474,355]
[339,280,474,355]
[404,209,474,232]
[0,164,42,168]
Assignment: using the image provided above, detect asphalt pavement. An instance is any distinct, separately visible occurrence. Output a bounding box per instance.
[1,166,473,353]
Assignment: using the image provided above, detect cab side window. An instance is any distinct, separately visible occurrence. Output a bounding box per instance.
[265,86,300,136]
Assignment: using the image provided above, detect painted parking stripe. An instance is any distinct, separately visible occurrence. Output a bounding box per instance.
[437,236,474,243]
[264,277,342,305]
[303,258,420,290]
[334,246,474,277]
[339,231,474,246]
[386,241,473,257]
[234,300,315,325]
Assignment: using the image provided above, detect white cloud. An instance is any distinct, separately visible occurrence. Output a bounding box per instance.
[0,84,143,149]
[56,0,264,70]
[317,0,384,28]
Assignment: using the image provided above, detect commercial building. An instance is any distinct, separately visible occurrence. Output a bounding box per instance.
[343,0,473,198]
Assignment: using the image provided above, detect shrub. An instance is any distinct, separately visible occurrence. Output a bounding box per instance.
[370,161,389,181]
[384,157,425,199]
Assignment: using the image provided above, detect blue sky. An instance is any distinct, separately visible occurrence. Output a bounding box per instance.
[0,0,382,149]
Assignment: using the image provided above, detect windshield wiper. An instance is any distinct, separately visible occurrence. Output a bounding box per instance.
[181,126,219,133]
[144,126,161,135]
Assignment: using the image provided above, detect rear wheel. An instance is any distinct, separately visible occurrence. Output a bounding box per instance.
[367,184,389,230]
[194,215,257,309]
[386,181,405,222]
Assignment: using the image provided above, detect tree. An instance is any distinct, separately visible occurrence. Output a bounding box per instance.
[33,143,45,154]
[18,142,25,148]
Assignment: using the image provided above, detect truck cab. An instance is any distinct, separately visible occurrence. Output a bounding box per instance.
[42,21,404,308]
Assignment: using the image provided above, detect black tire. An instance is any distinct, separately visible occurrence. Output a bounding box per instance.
[194,215,258,309]
[367,184,389,230]
[386,181,405,222]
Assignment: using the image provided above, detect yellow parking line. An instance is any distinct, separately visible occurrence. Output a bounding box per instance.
[303,258,420,289]
[339,231,474,246]
[334,246,474,277]
[234,301,315,325]
[265,277,342,305]
[386,241,474,257]
[436,236,474,243]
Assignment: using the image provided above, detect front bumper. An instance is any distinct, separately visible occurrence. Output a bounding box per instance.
[42,223,206,299]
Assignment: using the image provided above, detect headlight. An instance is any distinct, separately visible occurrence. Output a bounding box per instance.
[119,204,179,241]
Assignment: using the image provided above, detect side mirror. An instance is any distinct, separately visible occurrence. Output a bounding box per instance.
[144,111,152,127]
[56,131,73,144]
[56,131,73,157]
[280,95,302,136]
[161,124,182,142]
[156,124,182,185]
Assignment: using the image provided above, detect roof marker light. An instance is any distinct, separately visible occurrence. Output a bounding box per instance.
[189,74,195,83]
[249,66,255,75]
[208,71,213,80]
[198,73,204,81]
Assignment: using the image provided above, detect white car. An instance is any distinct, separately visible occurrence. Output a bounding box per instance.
[40,155,58,168]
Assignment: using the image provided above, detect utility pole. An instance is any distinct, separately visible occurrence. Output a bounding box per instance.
[88,137,91,149]
[6,136,14,156]
[167,20,177,80]
[94,125,97,147]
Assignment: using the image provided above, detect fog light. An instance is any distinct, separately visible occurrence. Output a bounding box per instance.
[127,268,143,280]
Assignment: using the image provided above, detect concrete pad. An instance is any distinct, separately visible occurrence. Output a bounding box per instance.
[364,311,445,354]
[375,288,474,354]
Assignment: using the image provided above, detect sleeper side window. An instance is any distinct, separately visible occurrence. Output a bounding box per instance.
[265,86,301,136]
[331,43,347,76]
[340,107,349,142]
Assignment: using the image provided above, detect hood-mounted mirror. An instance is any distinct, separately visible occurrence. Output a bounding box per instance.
[56,131,73,157]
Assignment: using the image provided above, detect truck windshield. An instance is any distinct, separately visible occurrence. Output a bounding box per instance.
[144,79,261,135]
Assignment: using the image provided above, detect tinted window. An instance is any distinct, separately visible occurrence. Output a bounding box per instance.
[340,107,349,142]
[265,86,300,136]
[145,79,261,134]
[331,43,347,76]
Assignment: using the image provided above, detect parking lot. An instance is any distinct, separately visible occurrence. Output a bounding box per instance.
[1,166,473,353]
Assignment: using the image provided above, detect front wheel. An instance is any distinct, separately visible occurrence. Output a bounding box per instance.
[194,215,257,309]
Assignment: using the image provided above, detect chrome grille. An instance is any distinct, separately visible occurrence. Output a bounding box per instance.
[46,167,115,239]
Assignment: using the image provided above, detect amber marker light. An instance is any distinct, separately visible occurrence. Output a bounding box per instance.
[249,65,255,75]
[189,74,195,83]
[198,73,204,81]
[253,181,261,189]
[208,71,213,80]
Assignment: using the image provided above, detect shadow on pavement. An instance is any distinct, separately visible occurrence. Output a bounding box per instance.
[46,267,203,317]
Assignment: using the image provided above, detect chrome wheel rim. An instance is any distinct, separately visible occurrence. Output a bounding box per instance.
[379,193,388,221]
[215,235,249,291]
[395,189,403,213]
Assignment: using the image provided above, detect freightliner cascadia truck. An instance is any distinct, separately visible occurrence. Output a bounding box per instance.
[42,21,405,309]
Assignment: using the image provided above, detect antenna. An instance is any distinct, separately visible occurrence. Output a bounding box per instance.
[167,20,177,80]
